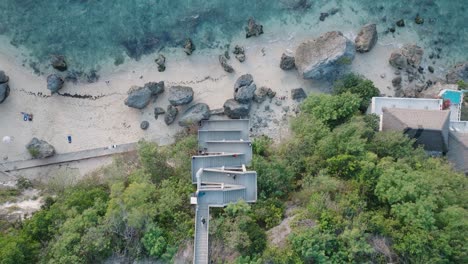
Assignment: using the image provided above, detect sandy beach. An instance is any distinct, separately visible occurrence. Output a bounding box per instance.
[0,5,445,178]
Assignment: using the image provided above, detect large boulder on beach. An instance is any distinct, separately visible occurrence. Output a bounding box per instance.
[389,44,424,69]
[47,74,64,94]
[169,86,194,106]
[164,105,178,125]
[234,74,257,103]
[224,99,250,119]
[0,71,9,83]
[355,23,377,53]
[124,86,152,109]
[0,83,10,103]
[178,103,210,127]
[446,62,468,84]
[280,53,295,70]
[50,55,67,71]
[245,18,264,38]
[144,81,165,96]
[26,138,55,159]
[295,31,355,79]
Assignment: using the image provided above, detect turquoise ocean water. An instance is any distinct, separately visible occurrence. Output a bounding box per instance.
[0,0,466,78]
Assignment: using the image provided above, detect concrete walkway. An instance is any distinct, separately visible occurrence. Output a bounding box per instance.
[0,142,137,172]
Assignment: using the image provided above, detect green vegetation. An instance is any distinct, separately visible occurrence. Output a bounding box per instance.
[457,80,468,90]
[1,75,466,263]
[27,147,40,158]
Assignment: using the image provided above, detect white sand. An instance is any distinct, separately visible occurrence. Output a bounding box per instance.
[0,5,417,171]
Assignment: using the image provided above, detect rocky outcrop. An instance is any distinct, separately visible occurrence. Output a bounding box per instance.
[50,55,67,71]
[184,38,195,55]
[169,86,194,106]
[389,44,424,69]
[245,18,263,38]
[164,105,178,125]
[355,24,377,53]
[140,121,149,130]
[291,88,307,101]
[47,74,64,94]
[0,71,10,103]
[224,99,250,119]
[234,74,256,103]
[254,86,275,103]
[446,62,468,84]
[154,107,165,119]
[219,55,234,73]
[178,103,210,127]
[280,53,295,70]
[144,81,165,96]
[233,45,246,62]
[124,86,153,109]
[295,31,355,79]
[26,138,55,159]
[155,54,166,72]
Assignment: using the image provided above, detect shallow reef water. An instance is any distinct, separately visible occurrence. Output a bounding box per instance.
[0,0,466,75]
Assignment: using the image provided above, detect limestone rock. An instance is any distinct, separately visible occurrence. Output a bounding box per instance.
[0,83,9,103]
[144,81,165,96]
[178,103,210,127]
[245,17,263,38]
[254,86,273,103]
[219,55,234,73]
[50,55,67,71]
[0,70,9,83]
[389,44,424,69]
[234,74,256,103]
[168,86,194,106]
[124,86,152,109]
[184,38,195,55]
[280,53,295,70]
[233,45,246,62]
[26,138,55,159]
[164,105,178,125]
[355,23,377,53]
[295,31,355,79]
[155,54,166,72]
[224,99,250,119]
[291,88,307,101]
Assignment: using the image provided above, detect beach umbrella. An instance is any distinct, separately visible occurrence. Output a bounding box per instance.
[2,136,12,144]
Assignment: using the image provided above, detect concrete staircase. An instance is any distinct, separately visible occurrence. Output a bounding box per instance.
[191,120,257,264]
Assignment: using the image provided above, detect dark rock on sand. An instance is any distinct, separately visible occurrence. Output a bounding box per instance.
[295,31,355,79]
[446,62,468,84]
[224,99,250,119]
[169,86,194,106]
[0,71,9,83]
[164,105,178,125]
[396,19,405,27]
[155,54,166,72]
[144,81,165,96]
[355,23,378,53]
[47,74,64,94]
[245,17,263,38]
[233,45,246,62]
[280,53,295,70]
[140,121,149,130]
[0,83,9,103]
[184,38,195,55]
[178,103,210,127]
[50,55,67,71]
[234,74,256,103]
[154,107,165,119]
[389,44,424,69]
[219,55,234,73]
[415,14,424,24]
[428,66,434,73]
[388,27,396,33]
[26,138,55,159]
[124,86,152,109]
[291,88,307,101]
